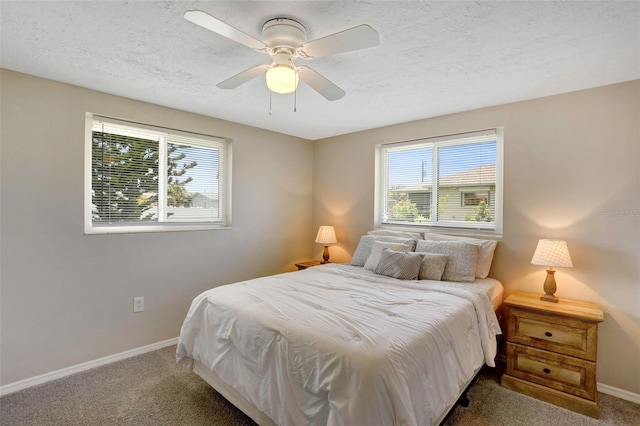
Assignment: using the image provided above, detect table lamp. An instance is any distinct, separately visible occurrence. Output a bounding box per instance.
[531,239,573,303]
[315,226,337,263]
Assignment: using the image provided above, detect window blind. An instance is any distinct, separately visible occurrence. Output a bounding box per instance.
[91,120,160,224]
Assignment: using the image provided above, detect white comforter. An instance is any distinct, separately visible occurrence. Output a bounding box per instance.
[177,264,501,426]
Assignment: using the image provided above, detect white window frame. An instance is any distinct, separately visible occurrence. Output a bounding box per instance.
[375,128,503,236]
[84,114,232,234]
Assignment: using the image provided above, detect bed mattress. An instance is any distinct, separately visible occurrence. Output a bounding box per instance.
[177,263,502,426]
[472,276,504,311]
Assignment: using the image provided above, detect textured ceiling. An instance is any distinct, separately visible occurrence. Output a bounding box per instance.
[1,1,639,140]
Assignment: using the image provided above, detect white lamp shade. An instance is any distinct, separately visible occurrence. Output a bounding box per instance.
[315,226,337,244]
[265,65,299,94]
[531,239,573,268]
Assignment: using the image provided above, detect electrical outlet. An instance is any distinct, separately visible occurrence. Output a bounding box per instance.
[133,297,144,313]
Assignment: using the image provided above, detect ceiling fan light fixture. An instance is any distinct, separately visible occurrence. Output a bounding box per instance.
[184,10,379,100]
[265,64,299,94]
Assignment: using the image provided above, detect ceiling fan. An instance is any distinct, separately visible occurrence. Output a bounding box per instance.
[184,10,380,101]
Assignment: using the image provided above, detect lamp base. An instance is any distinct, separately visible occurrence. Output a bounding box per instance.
[540,294,559,303]
[321,245,330,263]
[540,268,559,303]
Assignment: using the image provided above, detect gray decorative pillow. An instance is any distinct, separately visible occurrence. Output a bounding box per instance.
[351,235,417,266]
[415,240,479,282]
[418,253,448,281]
[363,241,411,271]
[374,249,424,280]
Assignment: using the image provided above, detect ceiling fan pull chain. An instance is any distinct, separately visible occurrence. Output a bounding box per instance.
[294,78,297,113]
[290,58,297,113]
[269,90,272,116]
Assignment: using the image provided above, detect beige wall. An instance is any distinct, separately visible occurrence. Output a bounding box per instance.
[313,81,640,395]
[0,70,314,385]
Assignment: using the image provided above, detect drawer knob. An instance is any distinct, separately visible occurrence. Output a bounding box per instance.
[543,368,551,374]
[544,331,553,337]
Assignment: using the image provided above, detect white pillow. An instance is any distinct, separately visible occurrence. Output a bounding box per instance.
[364,241,411,271]
[367,229,424,240]
[415,240,478,283]
[422,233,497,279]
[374,249,424,280]
[351,235,417,266]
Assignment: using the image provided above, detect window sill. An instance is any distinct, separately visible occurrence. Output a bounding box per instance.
[84,224,232,235]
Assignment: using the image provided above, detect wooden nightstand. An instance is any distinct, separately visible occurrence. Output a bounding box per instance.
[294,261,324,270]
[501,291,604,418]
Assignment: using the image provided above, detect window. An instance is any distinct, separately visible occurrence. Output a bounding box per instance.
[85,114,231,234]
[376,129,503,234]
[462,191,490,207]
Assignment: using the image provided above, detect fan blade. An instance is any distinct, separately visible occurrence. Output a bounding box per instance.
[297,66,345,101]
[217,65,269,89]
[184,10,267,51]
[298,24,379,59]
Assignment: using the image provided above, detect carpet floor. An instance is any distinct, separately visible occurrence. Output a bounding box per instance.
[1,345,638,425]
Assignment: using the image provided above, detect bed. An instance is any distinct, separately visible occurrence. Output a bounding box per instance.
[177,233,502,426]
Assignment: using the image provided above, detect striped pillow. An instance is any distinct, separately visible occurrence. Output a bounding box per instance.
[364,241,411,271]
[374,249,424,280]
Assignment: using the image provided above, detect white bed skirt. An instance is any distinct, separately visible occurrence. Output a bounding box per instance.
[194,360,277,426]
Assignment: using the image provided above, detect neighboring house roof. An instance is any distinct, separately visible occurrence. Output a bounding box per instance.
[398,164,496,192]
[191,192,218,201]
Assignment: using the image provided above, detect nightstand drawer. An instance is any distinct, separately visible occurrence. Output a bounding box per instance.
[506,343,597,400]
[507,307,598,361]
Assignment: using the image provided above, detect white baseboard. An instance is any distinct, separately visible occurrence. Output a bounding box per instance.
[0,337,178,397]
[598,382,640,404]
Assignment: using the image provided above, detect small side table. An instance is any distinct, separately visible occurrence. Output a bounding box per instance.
[295,261,325,270]
[501,291,604,418]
